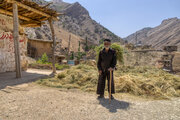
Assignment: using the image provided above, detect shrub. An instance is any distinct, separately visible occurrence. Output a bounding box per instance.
[75,52,86,60]
[57,73,66,79]
[37,53,49,64]
[55,64,70,70]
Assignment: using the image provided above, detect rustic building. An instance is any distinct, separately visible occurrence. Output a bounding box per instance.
[28,38,59,58]
[0,0,61,77]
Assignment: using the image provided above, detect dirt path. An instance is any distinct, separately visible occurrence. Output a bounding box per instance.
[0,83,180,120]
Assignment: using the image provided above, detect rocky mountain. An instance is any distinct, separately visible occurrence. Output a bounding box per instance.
[29,0,123,47]
[56,1,123,44]
[124,17,180,50]
[53,0,63,3]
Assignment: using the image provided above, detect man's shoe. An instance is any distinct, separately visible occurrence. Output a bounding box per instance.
[98,94,104,99]
[111,95,114,100]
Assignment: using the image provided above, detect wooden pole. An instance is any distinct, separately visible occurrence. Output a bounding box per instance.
[48,18,56,74]
[13,3,22,78]
[109,71,112,103]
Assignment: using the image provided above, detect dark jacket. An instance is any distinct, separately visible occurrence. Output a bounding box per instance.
[97,48,117,71]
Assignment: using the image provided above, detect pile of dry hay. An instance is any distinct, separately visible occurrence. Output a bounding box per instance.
[37,64,98,92]
[115,66,180,99]
[36,64,180,99]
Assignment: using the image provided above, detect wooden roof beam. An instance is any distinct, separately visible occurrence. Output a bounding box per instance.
[0,8,31,21]
[20,21,45,25]
[0,8,43,25]
[6,6,13,10]
[20,24,41,27]
[6,0,58,20]
[22,11,38,17]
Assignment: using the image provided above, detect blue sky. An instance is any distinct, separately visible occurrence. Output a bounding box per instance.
[46,0,180,38]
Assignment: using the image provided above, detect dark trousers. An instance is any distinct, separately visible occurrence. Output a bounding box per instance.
[96,70,115,95]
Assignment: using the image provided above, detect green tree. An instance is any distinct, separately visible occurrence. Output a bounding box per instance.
[75,52,86,61]
[85,37,89,52]
[70,52,74,60]
[78,41,81,52]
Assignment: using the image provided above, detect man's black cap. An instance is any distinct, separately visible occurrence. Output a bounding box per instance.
[104,39,111,42]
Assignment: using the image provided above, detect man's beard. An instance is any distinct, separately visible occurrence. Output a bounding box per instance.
[105,46,110,49]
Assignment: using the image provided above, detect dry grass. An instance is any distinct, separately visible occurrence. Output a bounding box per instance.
[36,63,180,99]
[36,64,98,92]
[115,66,180,99]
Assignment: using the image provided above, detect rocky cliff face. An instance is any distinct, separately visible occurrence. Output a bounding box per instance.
[124,18,180,50]
[58,2,123,44]
[29,0,123,46]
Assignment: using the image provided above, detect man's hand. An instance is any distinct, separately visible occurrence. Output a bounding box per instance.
[99,70,102,75]
[108,67,114,71]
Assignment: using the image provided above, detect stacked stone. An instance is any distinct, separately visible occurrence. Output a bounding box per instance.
[0,51,6,72]
[4,52,15,72]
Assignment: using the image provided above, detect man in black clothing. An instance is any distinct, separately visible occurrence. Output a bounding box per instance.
[97,39,117,99]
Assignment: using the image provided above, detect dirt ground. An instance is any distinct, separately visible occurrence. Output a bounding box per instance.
[0,83,180,120]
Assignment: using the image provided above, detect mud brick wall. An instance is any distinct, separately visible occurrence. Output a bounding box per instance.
[123,51,165,67]
[172,52,180,72]
[0,14,28,73]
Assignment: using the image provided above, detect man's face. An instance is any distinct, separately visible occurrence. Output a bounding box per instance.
[104,41,111,49]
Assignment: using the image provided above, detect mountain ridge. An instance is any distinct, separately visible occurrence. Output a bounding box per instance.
[124,17,180,49]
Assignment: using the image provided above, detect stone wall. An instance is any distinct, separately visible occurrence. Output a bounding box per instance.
[0,14,28,73]
[123,50,180,73]
[123,51,165,67]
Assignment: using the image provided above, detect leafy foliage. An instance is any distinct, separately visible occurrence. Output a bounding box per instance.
[75,52,86,60]
[37,53,49,64]
[111,43,124,63]
[55,64,70,70]
[95,43,124,63]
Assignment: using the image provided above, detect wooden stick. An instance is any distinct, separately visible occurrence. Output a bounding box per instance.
[13,2,22,78]
[109,70,112,103]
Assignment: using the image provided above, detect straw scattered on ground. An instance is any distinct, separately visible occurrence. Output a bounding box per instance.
[36,63,180,99]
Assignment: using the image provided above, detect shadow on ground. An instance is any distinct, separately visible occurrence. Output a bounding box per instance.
[98,98,130,113]
[0,70,51,90]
